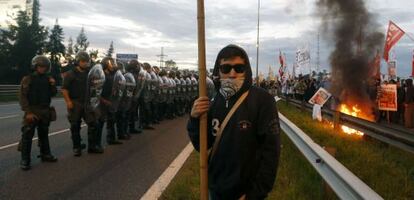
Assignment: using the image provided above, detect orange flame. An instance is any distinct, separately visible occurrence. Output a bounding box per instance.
[339,104,364,136]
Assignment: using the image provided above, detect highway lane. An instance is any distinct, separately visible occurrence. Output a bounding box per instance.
[0,98,75,147]
[0,99,191,200]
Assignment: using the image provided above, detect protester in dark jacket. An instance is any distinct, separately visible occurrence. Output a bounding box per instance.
[187,45,281,200]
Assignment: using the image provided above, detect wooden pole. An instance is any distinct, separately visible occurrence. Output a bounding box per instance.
[197,0,208,199]
[255,0,260,86]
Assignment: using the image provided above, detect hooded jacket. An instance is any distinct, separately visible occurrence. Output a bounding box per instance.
[187,45,281,200]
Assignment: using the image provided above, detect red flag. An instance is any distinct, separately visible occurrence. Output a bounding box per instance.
[279,51,284,77]
[412,50,414,77]
[383,21,405,62]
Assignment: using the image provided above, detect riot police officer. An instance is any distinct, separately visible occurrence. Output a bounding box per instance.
[97,57,124,145]
[62,51,103,156]
[115,64,136,140]
[126,60,142,134]
[141,63,155,130]
[19,55,58,170]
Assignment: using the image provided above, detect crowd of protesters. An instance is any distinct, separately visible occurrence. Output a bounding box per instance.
[256,74,414,130]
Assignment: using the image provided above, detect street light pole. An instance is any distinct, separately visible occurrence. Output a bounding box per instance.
[256,0,261,86]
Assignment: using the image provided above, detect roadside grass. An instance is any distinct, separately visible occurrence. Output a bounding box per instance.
[277,101,414,199]
[161,101,414,200]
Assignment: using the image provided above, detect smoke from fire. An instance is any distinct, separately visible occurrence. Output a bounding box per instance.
[316,0,384,117]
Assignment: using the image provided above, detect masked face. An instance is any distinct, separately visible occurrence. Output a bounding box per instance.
[218,56,246,99]
[219,78,245,99]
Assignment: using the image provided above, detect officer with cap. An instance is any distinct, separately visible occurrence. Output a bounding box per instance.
[19,55,58,170]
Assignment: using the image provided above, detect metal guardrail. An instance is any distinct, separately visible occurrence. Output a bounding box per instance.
[0,85,20,96]
[0,85,62,97]
[282,97,414,154]
[279,113,384,200]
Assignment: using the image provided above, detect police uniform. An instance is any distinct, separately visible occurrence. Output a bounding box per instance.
[63,65,102,155]
[19,56,58,170]
[141,70,154,129]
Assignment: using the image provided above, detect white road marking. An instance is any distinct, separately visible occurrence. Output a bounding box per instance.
[0,124,86,151]
[140,143,194,200]
[0,114,19,120]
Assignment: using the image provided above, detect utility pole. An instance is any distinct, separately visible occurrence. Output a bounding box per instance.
[156,47,168,67]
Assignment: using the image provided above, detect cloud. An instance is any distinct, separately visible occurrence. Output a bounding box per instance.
[37,0,414,77]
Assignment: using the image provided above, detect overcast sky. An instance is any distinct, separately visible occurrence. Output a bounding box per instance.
[38,0,414,77]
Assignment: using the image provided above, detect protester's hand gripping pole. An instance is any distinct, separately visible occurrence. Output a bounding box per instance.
[197,0,208,199]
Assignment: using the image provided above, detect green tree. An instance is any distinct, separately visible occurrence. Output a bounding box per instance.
[30,0,48,54]
[106,41,114,57]
[0,29,14,83]
[1,0,48,83]
[165,59,177,68]
[66,37,74,57]
[46,19,65,85]
[74,27,89,53]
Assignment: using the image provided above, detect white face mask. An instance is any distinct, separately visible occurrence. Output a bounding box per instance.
[219,78,245,100]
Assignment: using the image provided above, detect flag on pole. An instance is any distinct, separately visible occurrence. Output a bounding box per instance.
[383,21,405,62]
[412,50,414,77]
[278,50,285,77]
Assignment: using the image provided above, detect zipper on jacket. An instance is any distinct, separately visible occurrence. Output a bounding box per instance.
[226,100,229,108]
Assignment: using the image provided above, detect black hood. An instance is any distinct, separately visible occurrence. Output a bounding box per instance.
[212,44,253,94]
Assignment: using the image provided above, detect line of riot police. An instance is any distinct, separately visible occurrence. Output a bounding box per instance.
[18,52,214,170]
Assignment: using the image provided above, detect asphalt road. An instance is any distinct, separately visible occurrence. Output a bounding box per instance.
[0,98,191,200]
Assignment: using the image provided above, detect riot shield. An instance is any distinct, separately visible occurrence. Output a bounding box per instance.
[134,70,146,100]
[86,64,106,111]
[110,70,126,112]
[121,72,136,110]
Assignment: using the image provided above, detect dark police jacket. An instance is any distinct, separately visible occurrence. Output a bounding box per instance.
[19,73,57,122]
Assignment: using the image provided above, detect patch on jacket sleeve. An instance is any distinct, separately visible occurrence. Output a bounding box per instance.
[238,120,252,131]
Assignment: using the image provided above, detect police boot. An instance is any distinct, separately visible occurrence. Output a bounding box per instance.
[87,123,102,153]
[20,126,34,170]
[107,122,122,145]
[96,124,104,149]
[117,121,130,140]
[128,121,141,134]
[37,126,58,162]
[70,123,83,156]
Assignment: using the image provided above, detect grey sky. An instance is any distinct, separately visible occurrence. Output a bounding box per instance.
[38,0,414,77]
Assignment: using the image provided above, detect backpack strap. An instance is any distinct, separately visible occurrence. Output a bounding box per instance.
[209,91,249,161]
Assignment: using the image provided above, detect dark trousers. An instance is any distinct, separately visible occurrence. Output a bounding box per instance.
[68,101,98,149]
[21,119,51,162]
[116,110,128,137]
[96,105,117,145]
